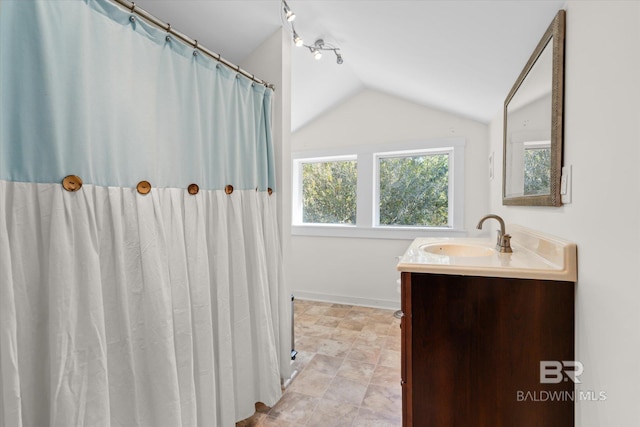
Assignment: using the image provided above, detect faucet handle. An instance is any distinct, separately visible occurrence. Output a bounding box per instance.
[499,234,513,253]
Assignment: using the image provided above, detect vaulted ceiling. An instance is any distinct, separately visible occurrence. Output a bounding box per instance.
[134,0,566,131]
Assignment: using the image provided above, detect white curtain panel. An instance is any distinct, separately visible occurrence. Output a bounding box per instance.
[0,1,287,426]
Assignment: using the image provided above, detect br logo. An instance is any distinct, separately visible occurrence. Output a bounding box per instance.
[540,361,584,384]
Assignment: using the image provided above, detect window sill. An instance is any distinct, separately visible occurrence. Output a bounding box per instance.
[291,224,468,240]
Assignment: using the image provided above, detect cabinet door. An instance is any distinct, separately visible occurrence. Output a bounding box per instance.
[471,275,574,427]
[406,273,475,426]
[404,273,574,427]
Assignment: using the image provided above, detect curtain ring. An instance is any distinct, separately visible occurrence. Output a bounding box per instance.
[130,2,136,12]
[193,40,199,56]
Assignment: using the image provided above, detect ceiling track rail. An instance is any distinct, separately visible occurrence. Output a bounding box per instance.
[111,0,275,90]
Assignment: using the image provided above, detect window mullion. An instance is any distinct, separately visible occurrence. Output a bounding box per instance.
[356,152,374,228]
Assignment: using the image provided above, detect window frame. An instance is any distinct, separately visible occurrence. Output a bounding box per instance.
[292,138,466,239]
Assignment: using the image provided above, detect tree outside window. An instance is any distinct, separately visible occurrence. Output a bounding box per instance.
[302,160,357,224]
[378,154,449,227]
[523,147,551,195]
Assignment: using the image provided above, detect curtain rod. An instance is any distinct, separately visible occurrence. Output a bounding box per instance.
[111,0,275,90]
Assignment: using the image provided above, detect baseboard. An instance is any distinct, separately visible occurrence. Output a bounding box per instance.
[292,290,400,311]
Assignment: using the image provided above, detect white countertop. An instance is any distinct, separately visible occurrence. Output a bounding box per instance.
[396,224,577,282]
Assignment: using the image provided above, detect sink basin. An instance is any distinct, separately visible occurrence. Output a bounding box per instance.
[397,225,578,281]
[420,243,496,257]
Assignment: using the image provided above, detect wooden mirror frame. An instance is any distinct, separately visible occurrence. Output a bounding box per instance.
[503,9,565,206]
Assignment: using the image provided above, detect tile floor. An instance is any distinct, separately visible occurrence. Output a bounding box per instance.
[238,299,402,427]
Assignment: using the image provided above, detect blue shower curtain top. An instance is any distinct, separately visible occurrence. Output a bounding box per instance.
[0,0,276,191]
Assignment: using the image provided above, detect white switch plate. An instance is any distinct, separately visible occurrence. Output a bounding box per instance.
[561,165,572,204]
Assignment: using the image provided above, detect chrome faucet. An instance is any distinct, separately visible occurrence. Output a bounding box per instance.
[476,214,512,253]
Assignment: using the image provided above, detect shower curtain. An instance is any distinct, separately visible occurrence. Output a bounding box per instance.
[0,1,287,426]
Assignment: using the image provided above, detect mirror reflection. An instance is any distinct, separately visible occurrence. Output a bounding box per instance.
[503,10,565,206]
[504,40,552,198]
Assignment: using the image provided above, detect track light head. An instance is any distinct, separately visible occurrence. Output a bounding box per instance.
[282,0,296,22]
[293,30,304,47]
[336,53,343,65]
[311,40,324,60]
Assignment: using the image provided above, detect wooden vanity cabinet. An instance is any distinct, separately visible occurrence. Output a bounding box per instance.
[400,272,575,427]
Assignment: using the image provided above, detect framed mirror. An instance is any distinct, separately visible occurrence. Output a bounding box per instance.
[503,10,565,206]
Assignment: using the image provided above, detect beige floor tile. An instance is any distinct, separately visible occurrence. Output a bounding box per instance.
[346,342,382,365]
[352,407,402,427]
[315,337,354,358]
[257,415,294,426]
[297,314,321,326]
[336,359,376,384]
[385,335,401,352]
[323,376,369,407]
[330,328,361,343]
[306,354,344,376]
[378,349,401,369]
[306,399,360,427]
[316,317,342,328]
[361,384,402,416]
[305,305,331,316]
[362,322,393,335]
[297,323,338,339]
[354,331,388,348]
[370,365,401,389]
[287,369,334,398]
[337,319,366,331]
[296,336,321,353]
[324,307,352,318]
[268,392,320,424]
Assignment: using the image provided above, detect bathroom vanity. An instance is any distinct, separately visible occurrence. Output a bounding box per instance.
[397,225,577,427]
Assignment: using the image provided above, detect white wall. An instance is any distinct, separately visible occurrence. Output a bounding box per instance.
[241,28,294,380]
[488,2,640,425]
[291,89,489,309]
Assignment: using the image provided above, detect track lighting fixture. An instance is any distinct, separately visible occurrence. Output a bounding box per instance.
[280,0,344,65]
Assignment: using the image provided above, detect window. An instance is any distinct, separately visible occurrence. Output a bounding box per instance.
[523,141,551,196]
[292,139,465,239]
[301,158,357,225]
[378,152,450,227]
